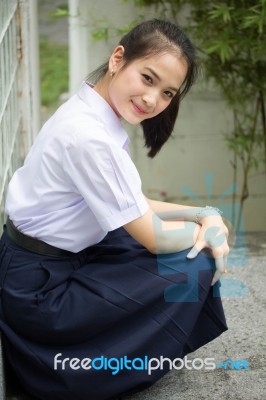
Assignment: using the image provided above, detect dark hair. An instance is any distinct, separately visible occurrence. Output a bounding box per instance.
[88,19,198,158]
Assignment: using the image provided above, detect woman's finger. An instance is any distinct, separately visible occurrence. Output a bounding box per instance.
[186,239,205,259]
[211,256,226,286]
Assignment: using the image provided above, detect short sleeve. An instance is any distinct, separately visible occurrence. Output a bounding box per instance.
[62,129,149,231]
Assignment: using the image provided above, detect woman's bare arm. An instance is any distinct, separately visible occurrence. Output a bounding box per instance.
[146,197,202,221]
[123,208,200,254]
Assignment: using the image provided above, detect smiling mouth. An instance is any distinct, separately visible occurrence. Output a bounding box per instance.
[131,100,146,115]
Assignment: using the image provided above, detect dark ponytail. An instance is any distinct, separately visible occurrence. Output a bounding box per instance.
[88,19,198,157]
[141,95,179,158]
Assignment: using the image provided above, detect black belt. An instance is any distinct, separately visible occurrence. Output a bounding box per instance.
[5,217,75,258]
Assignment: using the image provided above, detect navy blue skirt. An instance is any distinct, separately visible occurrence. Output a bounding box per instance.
[0,226,227,400]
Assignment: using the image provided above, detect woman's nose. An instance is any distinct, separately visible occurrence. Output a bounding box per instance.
[142,91,157,109]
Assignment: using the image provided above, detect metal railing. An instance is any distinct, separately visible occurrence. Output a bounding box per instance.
[0,0,40,232]
[0,3,40,397]
[0,0,21,230]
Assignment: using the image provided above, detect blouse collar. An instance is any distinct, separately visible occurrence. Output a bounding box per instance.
[78,82,130,150]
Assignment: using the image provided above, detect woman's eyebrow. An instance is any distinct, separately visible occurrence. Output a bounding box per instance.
[144,67,178,92]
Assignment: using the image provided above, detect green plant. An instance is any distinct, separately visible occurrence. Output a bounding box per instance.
[132,0,266,229]
[39,38,69,107]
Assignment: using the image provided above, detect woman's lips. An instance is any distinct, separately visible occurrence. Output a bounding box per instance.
[131,100,146,114]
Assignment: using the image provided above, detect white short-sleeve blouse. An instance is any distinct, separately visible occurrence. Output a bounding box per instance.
[5,83,149,252]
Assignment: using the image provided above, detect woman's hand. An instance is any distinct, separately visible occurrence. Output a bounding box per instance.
[187,214,230,286]
[124,198,230,286]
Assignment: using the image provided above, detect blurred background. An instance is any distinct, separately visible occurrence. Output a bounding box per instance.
[1,0,266,233]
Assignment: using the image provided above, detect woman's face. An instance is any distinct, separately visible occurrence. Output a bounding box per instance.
[96,48,188,124]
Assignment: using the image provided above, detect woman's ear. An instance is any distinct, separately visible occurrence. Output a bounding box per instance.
[109,45,125,74]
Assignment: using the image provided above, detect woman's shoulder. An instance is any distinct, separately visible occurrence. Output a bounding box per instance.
[44,86,127,155]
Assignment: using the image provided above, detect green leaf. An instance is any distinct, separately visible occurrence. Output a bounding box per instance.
[206,40,234,63]
[91,28,109,41]
[208,3,234,23]
[50,6,69,18]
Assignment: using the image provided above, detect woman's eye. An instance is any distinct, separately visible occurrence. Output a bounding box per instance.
[142,74,153,84]
[164,91,174,99]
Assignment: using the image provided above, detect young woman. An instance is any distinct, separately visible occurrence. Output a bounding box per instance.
[0,19,229,400]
